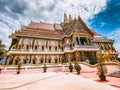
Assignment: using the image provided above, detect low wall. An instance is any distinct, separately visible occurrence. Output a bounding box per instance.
[0,62,119,75]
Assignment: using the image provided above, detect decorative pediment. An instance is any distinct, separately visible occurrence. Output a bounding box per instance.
[64,15,93,36]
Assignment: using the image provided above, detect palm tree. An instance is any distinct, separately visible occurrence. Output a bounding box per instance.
[97,51,108,81]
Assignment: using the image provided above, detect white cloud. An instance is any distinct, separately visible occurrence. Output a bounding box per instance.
[107,27,120,53]
[100,22,106,27]
[21,0,107,23]
[0,0,108,49]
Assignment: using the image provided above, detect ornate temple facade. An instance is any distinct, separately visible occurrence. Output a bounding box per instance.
[6,14,118,65]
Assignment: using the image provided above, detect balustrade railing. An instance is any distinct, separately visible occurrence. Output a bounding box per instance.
[75,45,99,49]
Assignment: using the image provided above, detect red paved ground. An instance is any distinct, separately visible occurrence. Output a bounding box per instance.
[0,66,120,89]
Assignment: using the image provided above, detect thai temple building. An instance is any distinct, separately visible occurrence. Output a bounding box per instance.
[6,14,118,65]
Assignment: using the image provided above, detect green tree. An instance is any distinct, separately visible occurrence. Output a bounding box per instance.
[0,40,6,60]
[17,62,22,74]
[43,64,47,73]
[69,63,73,72]
[97,51,108,81]
[97,62,107,81]
[74,63,81,74]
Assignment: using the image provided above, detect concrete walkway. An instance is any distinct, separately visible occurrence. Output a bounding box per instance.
[0,65,120,90]
[0,72,119,90]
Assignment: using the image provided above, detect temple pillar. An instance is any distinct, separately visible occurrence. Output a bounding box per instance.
[81,52,84,61]
[59,55,60,63]
[91,52,97,64]
[79,37,81,45]
[75,52,79,61]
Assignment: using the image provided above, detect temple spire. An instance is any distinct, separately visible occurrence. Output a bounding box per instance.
[78,15,81,20]
[69,14,73,22]
[64,13,68,22]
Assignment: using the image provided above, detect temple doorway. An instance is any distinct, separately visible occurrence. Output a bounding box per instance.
[55,59,57,64]
[14,60,19,65]
[33,60,36,64]
[41,60,43,64]
[48,59,51,63]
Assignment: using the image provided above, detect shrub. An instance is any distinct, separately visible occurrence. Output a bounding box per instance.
[43,64,47,73]
[74,63,81,74]
[69,63,73,72]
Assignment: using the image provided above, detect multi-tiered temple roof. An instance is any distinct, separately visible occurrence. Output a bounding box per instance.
[6,13,119,66]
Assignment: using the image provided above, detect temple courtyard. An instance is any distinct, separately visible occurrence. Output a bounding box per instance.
[0,64,120,90]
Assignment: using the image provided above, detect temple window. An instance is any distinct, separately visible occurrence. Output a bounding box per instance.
[32,56,36,64]
[55,46,57,51]
[42,46,44,50]
[23,57,28,64]
[61,46,64,51]
[70,44,72,49]
[24,60,26,64]
[48,57,51,63]
[41,60,43,63]
[40,56,44,64]
[73,43,75,47]
[12,44,17,49]
[15,60,18,65]
[80,37,87,45]
[49,46,51,51]
[18,44,22,49]
[54,57,58,64]
[35,45,38,50]
[48,59,51,63]
[26,44,30,50]
[33,60,35,64]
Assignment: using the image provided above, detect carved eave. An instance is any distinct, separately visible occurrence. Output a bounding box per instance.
[92,35,114,43]
[14,34,64,40]
[93,39,114,43]
[9,34,18,39]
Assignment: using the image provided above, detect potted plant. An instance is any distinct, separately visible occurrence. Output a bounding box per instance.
[17,62,21,74]
[43,64,47,73]
[74,63,81,74]
[69,63,73,72]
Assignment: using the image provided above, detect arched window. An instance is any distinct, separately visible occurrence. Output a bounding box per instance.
[35,45,38,50]
[83,37,87,45]
[18,44,22,49]
[41,60,43,63]
[9,59,13,65]
[80,37,87,45]
[26,44,30,50]
[61,45,64,51]
[55,46,57,51]
[42,46,44,50]
[23,57,28,64]
[40,56,44,64]
[32,56,37,64]
[49,46,51,51]
[54,57,58,64]
[80,37,84,45]
[33,60,35,64]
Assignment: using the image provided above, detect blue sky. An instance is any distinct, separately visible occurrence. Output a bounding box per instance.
[0,0,120,53]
